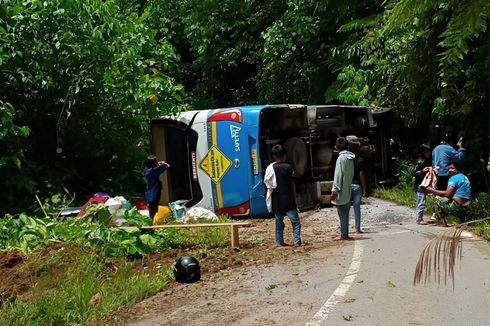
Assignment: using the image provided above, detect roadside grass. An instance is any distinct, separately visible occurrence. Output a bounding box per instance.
[374,186,434,215]
[0,243,169,326]
[0,211,235,324]
[375,185,490,240]
[470,220,490,239]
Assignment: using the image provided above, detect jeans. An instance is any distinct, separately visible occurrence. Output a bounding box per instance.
[148,200,159,219]
[415,191,426,222]
[336,203,350,238]
[274,209,302,245]
[351,184,362,231]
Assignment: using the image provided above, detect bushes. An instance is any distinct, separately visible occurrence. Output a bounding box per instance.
[0,207,231,258]
[0,206,232,324]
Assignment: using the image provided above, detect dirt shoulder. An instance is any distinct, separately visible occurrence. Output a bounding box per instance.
[113,199,489,326]
[113,204,366,326]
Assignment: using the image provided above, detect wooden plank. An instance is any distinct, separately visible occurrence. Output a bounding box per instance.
[230,225,239,248]
[141,222,252,230]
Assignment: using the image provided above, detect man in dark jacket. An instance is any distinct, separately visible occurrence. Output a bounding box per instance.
[144,155,170,219]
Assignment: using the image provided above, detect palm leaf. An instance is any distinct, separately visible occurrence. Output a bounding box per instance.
[414,217,490,288]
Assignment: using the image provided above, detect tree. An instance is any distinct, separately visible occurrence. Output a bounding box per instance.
[259,0,382,104]
[0,0,184,214]
[329,0,488,188]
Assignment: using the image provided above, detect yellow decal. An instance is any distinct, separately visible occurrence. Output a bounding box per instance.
[251,149,259,175]
[200,145,232,183]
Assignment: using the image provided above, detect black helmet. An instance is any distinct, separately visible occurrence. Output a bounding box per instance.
[174,256,201,283]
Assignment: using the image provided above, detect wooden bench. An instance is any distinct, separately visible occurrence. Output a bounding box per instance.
[141,222,252,248]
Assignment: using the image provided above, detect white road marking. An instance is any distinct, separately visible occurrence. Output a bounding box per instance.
[306,240,364,326]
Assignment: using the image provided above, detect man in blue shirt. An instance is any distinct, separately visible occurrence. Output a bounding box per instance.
[424,161,471,226]
[144,155,170,219]
[432,134,465,190]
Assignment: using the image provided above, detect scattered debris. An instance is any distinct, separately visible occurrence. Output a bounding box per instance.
[386,281,397,288]
[89,292,102,305]
[343,315,353,321]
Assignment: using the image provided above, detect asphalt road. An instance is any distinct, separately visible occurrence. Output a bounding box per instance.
[308,202,488,326]
[125,199,488,326]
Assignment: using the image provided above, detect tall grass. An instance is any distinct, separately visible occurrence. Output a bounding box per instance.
[0,214,236,324]
[0,244,168,325]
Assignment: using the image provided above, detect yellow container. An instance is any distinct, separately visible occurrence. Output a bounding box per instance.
[153,205,171,225]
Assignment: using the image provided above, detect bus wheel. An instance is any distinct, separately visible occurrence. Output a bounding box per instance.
[285,137,308,178]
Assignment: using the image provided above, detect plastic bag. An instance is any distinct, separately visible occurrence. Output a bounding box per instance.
[182,207,218,223]
[169,201,187,222]
[104,196,128,226]
[153,206,172,225]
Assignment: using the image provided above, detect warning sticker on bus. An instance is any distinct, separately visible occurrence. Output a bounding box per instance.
[199,146,232,183]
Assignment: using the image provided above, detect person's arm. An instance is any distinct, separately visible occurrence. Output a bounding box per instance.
[290,166,297,196]
[331,157,344,201]
[359,169,368,196]
[450,148,466,161]
[425,186,456,198]
[152,162,169,176]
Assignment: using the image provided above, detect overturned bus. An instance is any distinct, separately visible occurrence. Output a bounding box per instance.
[150,105,394,217]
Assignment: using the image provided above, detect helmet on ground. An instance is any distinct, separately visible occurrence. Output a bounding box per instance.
[174,256,201,283]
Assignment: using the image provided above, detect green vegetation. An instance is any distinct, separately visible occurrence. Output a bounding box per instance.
[0,0,488,321]
[0,208,232,323]
[0,244,169,326]
[1,0,487,216]
[375,159,434,214]
[0,207,231,257]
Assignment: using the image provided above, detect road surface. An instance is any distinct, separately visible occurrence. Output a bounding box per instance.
[121,199,488,326]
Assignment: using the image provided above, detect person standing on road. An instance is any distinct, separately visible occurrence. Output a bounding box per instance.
[264,144,302,247]
[331,137,355,241]
[414,144,432,225]
[432,134,465,190]
[144,155,170,219]
[351,156,367,233]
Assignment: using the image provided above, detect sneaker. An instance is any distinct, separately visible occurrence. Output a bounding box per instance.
[430,213,437,221]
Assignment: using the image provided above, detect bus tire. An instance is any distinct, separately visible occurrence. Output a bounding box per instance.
[284,137,308,178]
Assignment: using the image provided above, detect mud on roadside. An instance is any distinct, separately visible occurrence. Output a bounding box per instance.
[110,207,345,325]
[0,251,30,306]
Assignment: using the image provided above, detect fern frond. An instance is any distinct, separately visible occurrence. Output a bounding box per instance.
[337,14,381,33]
